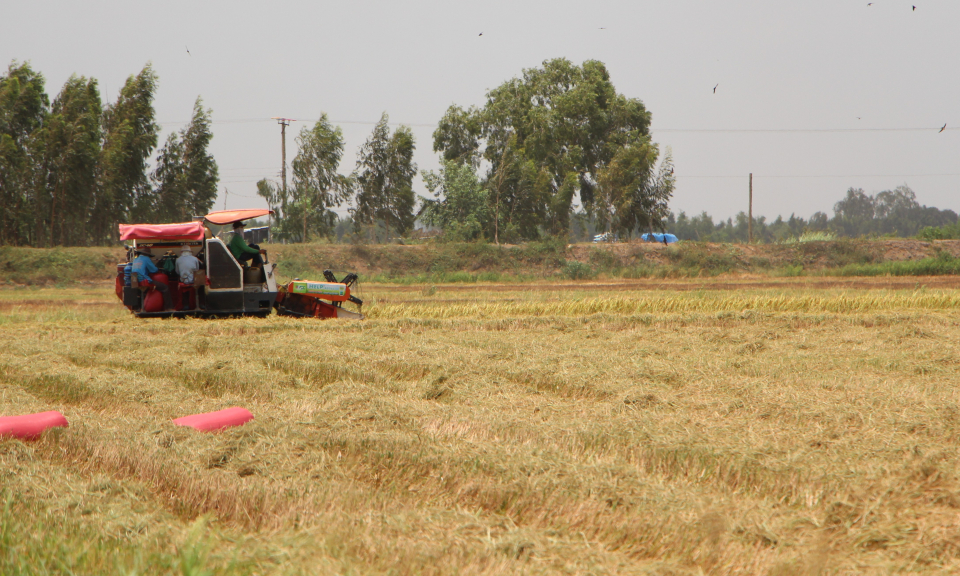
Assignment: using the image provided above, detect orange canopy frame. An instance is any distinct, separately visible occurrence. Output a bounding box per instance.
[204,209,273,226]
[119,222,205,241]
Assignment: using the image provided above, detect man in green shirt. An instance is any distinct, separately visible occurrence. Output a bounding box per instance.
[228,221,266,267]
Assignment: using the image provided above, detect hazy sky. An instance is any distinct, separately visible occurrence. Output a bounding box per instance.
[3,0,958,221]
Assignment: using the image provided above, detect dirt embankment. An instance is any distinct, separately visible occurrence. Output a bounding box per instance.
[2,239,960,285]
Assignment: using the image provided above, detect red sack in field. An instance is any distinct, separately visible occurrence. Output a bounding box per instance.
[141,273,169,312]
[143,289,164,312]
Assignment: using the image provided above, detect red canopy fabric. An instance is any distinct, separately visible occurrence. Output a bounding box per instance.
[118,222,205,241]
[204,209,273,226]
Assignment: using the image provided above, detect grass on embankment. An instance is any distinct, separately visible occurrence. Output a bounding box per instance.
[3,238,960,285]
[0,246,122,285]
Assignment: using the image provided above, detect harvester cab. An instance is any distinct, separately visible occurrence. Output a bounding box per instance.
[115,209,363,319]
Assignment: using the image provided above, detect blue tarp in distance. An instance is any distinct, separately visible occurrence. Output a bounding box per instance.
[640,232,679,244]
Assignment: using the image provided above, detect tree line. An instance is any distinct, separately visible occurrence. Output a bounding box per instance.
[665,185,958,243]
[256,112,418,243]
[10,57,948,248]
[0,61,217,246]
[260,58,675,244]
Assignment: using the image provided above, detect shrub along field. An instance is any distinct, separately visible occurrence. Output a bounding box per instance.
[2,279,960,574]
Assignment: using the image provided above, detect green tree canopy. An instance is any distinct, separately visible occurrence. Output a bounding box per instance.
[0,62,223,246]
[180,98,218,218]
[285,114,351,242]
[434,58,658,240]
[353,113,417,240]
[151,97,219,223]
[95,64,159,239]
[420,160,490,241]
[40,75,103,245]
[597,146,674,238]
[0,61,49,245]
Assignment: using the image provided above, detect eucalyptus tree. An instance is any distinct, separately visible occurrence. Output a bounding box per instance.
[434,58,658,240]
[287,114,351,241]
[151,97,218,223]
[94,64,158,240]
[180,98,218,218]
[151,132,186,222]
[256,178,282,224]
[597,145,674,238]
[40,75,103,245]
[352,113,417,241]
[0,61,49,245]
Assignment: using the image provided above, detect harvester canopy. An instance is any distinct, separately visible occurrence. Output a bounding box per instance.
[119,222,205,242]
[204,209,273,226]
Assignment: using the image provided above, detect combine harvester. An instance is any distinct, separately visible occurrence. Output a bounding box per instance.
[116,209,363,319]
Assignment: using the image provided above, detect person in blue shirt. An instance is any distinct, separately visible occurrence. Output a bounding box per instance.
[131,246,174,311]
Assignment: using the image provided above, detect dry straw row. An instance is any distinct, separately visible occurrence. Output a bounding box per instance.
[366,292,960,319]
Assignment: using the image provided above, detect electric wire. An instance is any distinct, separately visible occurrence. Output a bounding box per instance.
[157,116,958,133]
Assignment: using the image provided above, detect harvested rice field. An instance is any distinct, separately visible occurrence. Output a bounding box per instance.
[2,278,960,575]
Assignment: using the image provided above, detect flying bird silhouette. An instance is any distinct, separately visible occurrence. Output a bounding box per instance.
[713,83,718,94]
[185,45,191,56]
[913,5,916,10]
[478,32,483,36]
[940,123,946,133]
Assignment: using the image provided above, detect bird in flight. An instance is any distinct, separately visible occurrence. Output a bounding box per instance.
[939,123,946,133]
[913,5,916,10]
[713,83,718,94]
[186,45,191,56]
[478,32,483,36]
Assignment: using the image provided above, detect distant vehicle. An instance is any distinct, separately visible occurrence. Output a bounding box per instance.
[592,232,619,243]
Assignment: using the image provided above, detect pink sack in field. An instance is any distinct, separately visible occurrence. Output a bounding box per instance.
[0,411,69,440]
[172,407,253,432]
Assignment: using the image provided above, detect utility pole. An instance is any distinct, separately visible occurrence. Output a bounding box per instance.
[271,117,295,198]
[271,118,295,243]
[223,187,229,211]
[748,173,753,243]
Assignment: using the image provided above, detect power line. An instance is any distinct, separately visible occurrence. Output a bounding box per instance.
[657,127,956,133]
[158,116,957,133]
[218,173,960,185]
[678,173,960,179]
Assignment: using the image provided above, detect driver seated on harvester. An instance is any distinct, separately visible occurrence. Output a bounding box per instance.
[131,247,174,311]
[228,221,266,268]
